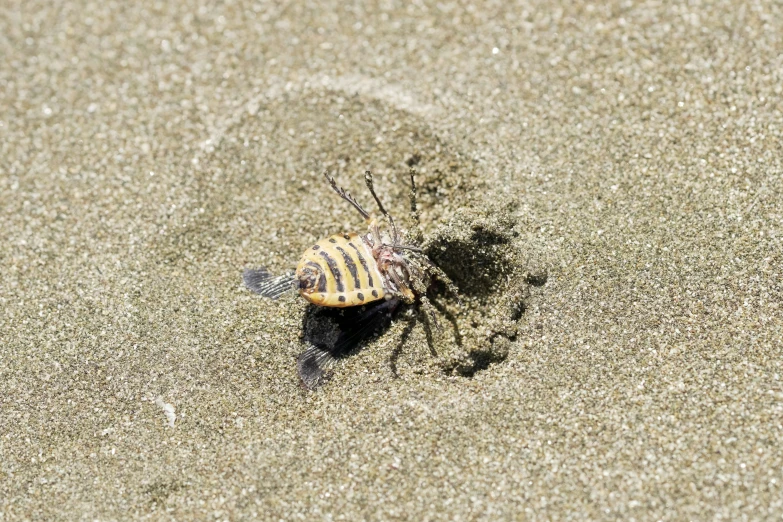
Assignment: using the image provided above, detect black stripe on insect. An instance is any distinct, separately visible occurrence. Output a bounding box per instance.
[242,169,460,389]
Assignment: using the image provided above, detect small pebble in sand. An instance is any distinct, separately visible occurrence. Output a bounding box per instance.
[155,397,176,428]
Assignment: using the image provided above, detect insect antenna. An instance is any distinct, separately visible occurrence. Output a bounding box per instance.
[408,169,424,245]
[364,170,400,244]
[324,171,371,222]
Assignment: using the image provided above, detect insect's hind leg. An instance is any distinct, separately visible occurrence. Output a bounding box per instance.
[323,171,372,223]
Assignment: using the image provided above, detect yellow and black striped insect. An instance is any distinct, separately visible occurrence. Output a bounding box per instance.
[243,170,457,388]
[294,230,385,308]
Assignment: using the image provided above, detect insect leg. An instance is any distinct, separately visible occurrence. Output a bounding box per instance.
[364,170,399,244]
[419,293,442,333]
[402,261,428,302]
[387,266,415,304]
[408,169,424,244]
[323,171,371,222]
[424,260,461,303]
[394,244,424,253]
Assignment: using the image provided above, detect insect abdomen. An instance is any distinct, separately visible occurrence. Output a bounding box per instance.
[296,232,385,307]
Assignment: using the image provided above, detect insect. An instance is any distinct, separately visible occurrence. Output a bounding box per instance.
[243,169,458,389]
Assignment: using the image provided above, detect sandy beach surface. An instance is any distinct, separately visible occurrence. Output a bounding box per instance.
[2,1,782,520]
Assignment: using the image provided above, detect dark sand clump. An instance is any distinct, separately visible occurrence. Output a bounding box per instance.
[2,1,783,520]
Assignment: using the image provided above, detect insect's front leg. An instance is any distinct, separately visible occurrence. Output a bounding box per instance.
[424,261,461,303]
[408,264,429,296]
[418,294,442,332]
[385,266,415,304]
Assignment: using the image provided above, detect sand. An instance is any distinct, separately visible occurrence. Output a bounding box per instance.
[2,1,782,520]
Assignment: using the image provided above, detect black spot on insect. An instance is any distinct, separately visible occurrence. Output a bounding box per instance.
[372,289,379,298]
[329,238,337,244]
[312,245,320,250]
[343,234,350,240]
[357,292,365,301]
[338,295,346,303]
